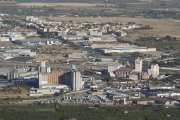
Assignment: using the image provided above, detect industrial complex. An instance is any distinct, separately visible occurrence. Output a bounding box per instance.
[15,39,61,45]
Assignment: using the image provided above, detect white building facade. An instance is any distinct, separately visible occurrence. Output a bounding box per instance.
[135,58,143,72]
[148,64,159,77]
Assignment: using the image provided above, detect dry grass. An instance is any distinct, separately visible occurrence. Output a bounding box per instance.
[32,45,82,61]
[0,87,29,99]
[0,42,14,47]
[54,6,120,11]
[16,2,100,7]
[0,1,17,3]
[0,3,18,7]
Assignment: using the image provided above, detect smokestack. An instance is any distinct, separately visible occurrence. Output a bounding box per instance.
[124,98,126,105]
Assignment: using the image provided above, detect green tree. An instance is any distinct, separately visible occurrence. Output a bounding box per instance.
[107,76,112,81]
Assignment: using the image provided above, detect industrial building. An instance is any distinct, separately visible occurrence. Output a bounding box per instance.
[86,42,129,48]
[83,35,117,42]
[7,66,37,80]
[39,61,51,73]
[68,53,87,58]
[150,96,179,106]
[15,39,61,45]
[95,58,114,62]
[0,68,11,74]
[38,61,71,87]
[132,98,155,105]
[148,64,159,77]
[87,44,156,54]
[12,76,38,86]
[0,33,25,41]
[38,72,70,87]
[108,64,122,77]
[141,88,180,97]
[2,49,36,60]
[63,35,117,43]
[30,84,71,95]
[115,58,149,80]
[135,58,143,72]
[101,46,156,54]
[70,65,82,91]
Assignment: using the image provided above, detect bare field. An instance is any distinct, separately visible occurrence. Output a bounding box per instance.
[48,17,180,38]
[54,6,120,11]
[0,3,19,7]
[16,2,100,7]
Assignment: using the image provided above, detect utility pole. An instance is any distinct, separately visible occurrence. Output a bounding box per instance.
[59,90,60,101]
[26,90,27,102]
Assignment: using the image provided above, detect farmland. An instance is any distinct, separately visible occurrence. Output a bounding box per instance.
[0,104,180,120]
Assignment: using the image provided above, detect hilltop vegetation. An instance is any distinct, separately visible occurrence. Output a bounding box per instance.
[0,104,180,120]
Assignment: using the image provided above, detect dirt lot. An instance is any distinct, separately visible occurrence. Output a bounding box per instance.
[0,42,14,47]
[32,45,82,61]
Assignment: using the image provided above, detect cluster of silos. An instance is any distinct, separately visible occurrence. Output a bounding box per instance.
[7,66,31,80]
[16,66,30,73]
[7,70,19,80]
[39,61,51,73]
[70,65,82,91]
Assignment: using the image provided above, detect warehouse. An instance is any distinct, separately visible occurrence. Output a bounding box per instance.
[87,44,156,53]
[15,39,61,45]
[68,53,87,58]
[2,49,36,60]
[100,47,156,53]
[83,35,117,42]
[95,58,114,62]
[150,96,179,106]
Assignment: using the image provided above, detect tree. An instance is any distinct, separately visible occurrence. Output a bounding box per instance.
[2,87,7,93]
[170,46,174,50]
[107,76,112,81]
[105,53,113,56]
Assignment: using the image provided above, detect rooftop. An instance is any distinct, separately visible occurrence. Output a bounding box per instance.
[116,67,134,72]
[133,98,154,101]
[15,38,60,42]
[150,96,174,103]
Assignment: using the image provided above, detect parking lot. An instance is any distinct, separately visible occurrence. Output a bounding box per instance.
[22,94,108,104]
